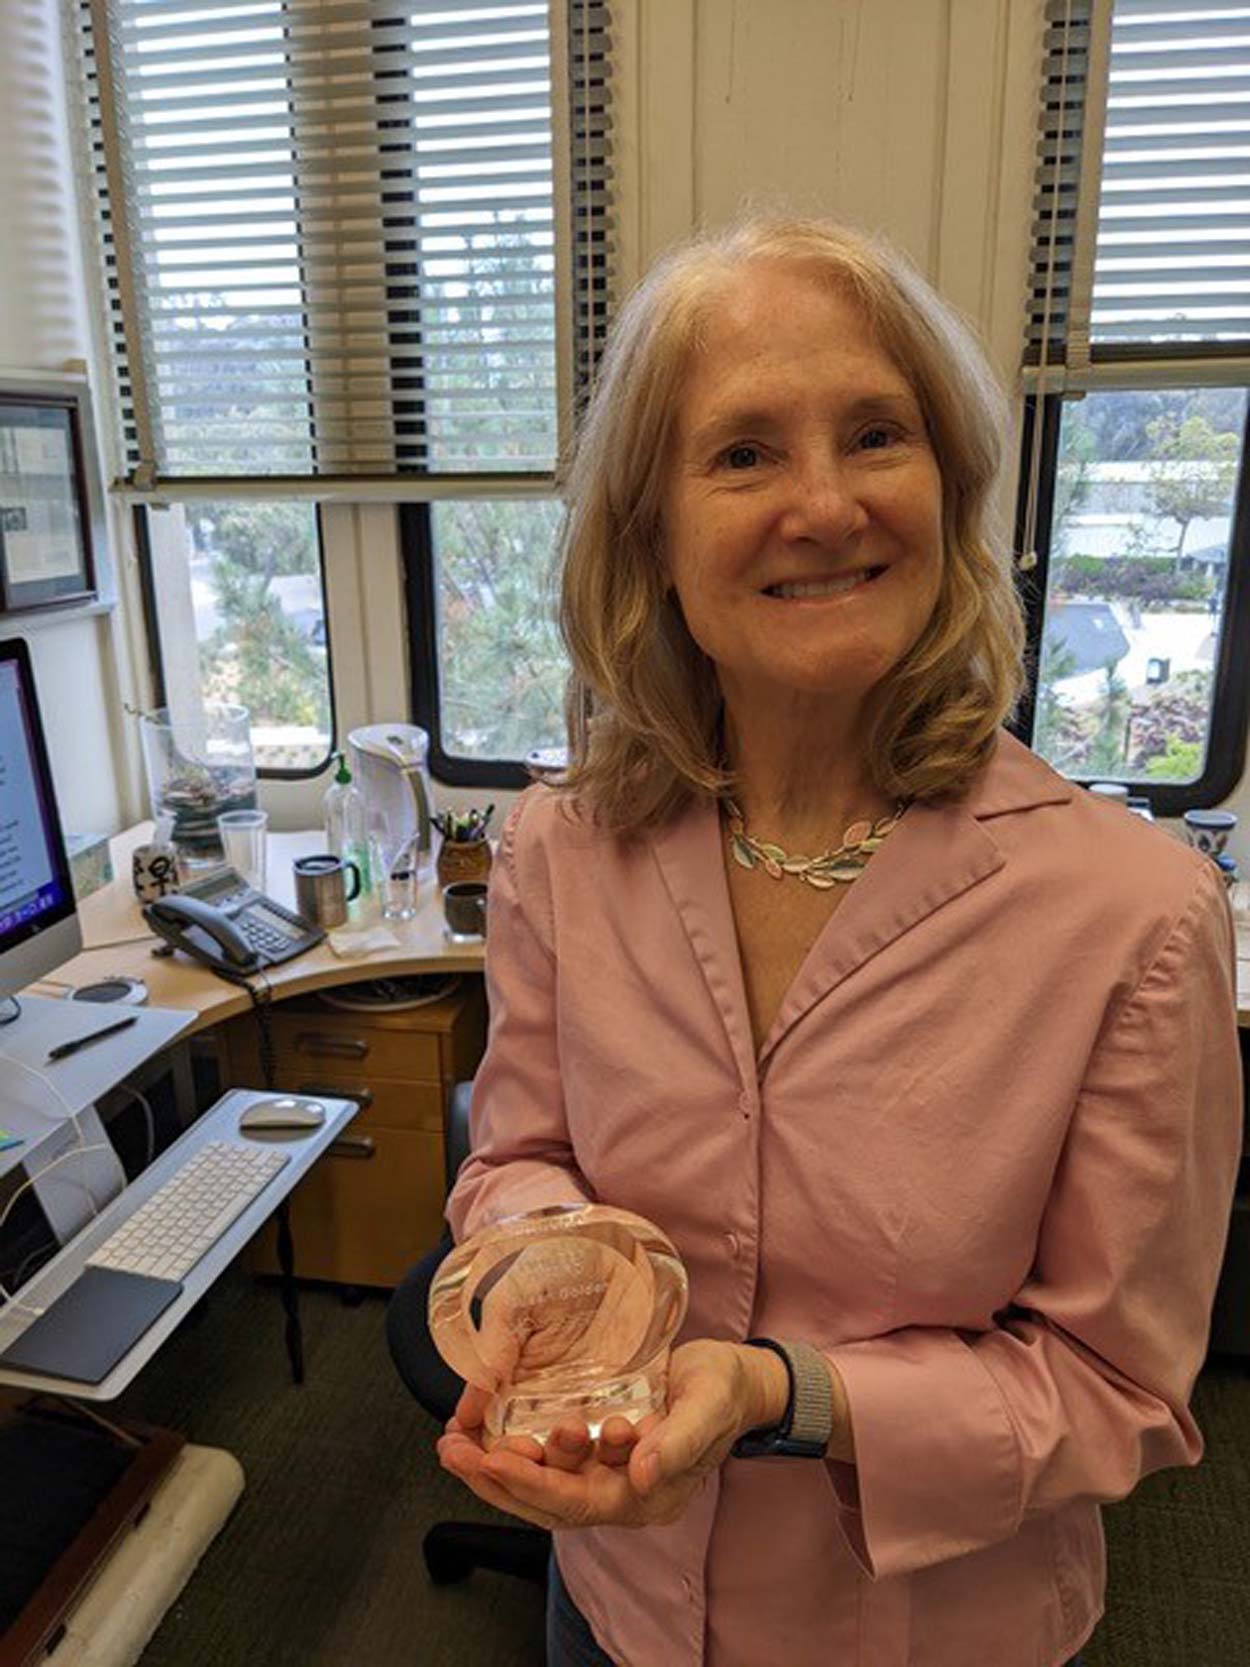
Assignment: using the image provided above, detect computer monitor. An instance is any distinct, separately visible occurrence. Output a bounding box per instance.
[0,637,82,1001]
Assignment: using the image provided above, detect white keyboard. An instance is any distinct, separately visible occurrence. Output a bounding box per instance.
[87,1141,290,1283]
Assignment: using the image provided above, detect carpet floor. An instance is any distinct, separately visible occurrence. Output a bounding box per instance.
[112,1270,1250,1667]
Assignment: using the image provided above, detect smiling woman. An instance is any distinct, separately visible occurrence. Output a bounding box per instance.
[439,216,1242,1667]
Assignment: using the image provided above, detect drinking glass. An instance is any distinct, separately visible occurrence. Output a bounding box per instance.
[369,830,418,921]
[218,808,268,890]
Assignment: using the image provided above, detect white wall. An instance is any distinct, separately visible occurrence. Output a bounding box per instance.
[0,0,133,835]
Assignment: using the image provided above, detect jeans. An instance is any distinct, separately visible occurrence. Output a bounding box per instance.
[546,1554,1086,1667]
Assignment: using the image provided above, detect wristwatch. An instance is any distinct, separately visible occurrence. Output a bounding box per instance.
[730,1337,835,1459]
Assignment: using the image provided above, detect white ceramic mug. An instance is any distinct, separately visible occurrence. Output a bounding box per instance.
[132,841,181,903]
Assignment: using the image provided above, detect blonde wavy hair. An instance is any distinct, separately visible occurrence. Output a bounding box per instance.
[554,215,1026,831]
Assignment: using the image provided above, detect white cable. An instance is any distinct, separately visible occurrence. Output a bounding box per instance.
[0,1139,113,1319]
[0,1048,80,1121]
[0,1049,105,1219]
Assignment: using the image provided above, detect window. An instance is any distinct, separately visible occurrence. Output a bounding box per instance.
[77,1,610,783]
[139,500,333,776]
[1018,0,1250,813]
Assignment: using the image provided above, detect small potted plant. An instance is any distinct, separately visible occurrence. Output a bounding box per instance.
[434,805,494,888]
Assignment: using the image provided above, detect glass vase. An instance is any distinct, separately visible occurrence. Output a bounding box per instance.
[139,703,257,868]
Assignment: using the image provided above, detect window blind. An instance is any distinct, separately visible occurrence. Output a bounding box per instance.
[1027,0,1097,372]
[1095,0,1250,348]
[1027,0,1250,382]
[79,0,612,490]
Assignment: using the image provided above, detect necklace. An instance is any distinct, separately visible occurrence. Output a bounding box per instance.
[723,797,908,890]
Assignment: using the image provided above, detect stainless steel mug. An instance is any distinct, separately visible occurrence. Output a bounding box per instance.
[293,853,362,928]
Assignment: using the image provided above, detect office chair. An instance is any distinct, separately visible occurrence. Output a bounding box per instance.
[385,1081,551,1587]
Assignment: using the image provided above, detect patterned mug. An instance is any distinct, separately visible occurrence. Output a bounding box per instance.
[1181,809,1238,859]
[132,841,181,903]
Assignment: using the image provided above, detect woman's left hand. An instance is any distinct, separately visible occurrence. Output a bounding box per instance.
[436,1338,788,1530]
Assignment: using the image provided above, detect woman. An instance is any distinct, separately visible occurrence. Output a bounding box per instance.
[437,218,1242,1667]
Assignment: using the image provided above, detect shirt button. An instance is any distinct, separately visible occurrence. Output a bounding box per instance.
[738,1091,752,1119]
[682,1573,696,1599]
[725,1231,739,1256]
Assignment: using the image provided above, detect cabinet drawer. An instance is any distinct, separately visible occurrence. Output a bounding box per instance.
[249,1124,446,1288]
[288,1076,446,1135]
[266,1012,442,1082]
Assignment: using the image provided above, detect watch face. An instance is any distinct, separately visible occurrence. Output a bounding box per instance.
[731,1431,828,1461]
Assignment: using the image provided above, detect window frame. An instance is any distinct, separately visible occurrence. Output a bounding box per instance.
[134,502,338,783]
[1013,391,1250,814]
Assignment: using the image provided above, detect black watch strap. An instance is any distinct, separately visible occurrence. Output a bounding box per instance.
[730,1337,834,1460]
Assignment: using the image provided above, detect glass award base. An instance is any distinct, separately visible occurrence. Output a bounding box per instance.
[428,1203,689,1447]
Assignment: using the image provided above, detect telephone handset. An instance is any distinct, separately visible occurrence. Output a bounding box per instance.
[143,867,325,979]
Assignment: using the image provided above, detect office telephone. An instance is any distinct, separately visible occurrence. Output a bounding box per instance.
[143,867,325,978]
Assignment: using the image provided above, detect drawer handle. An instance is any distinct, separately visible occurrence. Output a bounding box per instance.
[298,1083,374,1110]
[295,1033,368,1059]
[328,1135,376,1160]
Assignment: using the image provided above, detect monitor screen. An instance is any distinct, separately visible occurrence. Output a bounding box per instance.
[0,639,80,997]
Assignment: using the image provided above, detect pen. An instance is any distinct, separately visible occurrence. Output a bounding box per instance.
[46,1014,139,1063]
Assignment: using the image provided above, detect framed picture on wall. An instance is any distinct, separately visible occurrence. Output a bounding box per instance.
[0,388,98,612]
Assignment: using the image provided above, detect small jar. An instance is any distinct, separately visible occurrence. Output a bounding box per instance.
[437,837,492,889]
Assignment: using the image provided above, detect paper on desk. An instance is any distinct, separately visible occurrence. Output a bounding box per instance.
[327,925,402,958]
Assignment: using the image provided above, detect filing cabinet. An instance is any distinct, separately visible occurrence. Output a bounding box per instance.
[215,977,486,1287]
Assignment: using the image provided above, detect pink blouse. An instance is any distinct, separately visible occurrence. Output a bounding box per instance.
[447,730,1243,1667]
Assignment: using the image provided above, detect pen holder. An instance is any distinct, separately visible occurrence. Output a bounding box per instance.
[436,837,492,889]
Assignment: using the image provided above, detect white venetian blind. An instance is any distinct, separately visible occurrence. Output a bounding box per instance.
[78,0,611,487]
[1093,0,1250,346]
[1028,0,1250,375]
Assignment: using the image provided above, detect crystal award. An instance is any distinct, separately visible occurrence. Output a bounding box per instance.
[428,1202,689,1445]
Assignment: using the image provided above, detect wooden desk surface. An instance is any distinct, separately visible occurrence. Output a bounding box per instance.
[30,825,485,1035]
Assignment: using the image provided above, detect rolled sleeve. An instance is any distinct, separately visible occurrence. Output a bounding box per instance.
[824,858,1243,1581]
[445,791,592,1243]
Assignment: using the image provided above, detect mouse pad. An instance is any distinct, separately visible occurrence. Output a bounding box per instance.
[0,1266,183,1384]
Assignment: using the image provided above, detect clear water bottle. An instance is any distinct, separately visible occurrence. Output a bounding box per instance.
[323,752,370,894]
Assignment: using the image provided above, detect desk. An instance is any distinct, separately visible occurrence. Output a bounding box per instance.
[34,824,484,1030]
[27,824,488,1288]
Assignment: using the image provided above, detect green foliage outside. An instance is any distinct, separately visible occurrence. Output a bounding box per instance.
[1143,414,1239,565]
[432,499,567,759]
[188,501,331,766]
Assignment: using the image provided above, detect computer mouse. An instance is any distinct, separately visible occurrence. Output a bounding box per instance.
[238,1096,326,1133]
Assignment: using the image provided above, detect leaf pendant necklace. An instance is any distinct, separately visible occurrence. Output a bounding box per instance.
[724,797,908,890]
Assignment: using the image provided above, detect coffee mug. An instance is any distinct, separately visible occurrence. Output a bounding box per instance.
[293,853,362,928]
[443,880,488,938]
[1182,809,1238,858]
[132,841,180,903]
